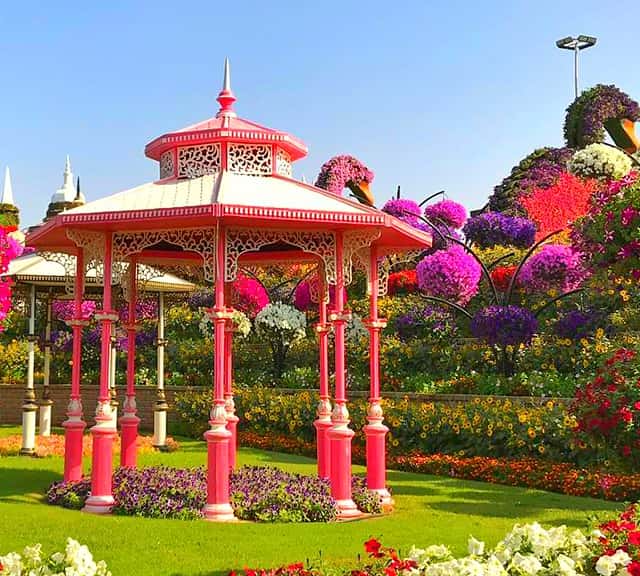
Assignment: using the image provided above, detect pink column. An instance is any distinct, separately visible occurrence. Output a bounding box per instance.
[313,291,332,479]
[203,228,236,521]
[363,248,393,507]
[224,310,239,471]
[63,247,87,482]
[83,233,118,514]
[327,233,360,518]
[120,259,140,468]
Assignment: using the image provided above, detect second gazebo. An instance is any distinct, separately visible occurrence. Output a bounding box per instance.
[27,60,431,520]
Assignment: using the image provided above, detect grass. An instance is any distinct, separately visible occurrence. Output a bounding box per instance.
[0,425,623,575]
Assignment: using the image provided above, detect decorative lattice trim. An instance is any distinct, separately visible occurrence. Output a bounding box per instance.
[275,148,292,177]
[113,228,217,282]
[178,144,221,179]
[343,230,380,286]
[39,251,77,295]
[66,230,106,281]
[160,150,175,179]
[225,228,336,284]
[227,144,272,175]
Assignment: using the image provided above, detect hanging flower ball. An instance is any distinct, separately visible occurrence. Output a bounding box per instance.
[568,143,633,181]
[293,275,343,312]
[230,274,269,318]
[490,265,519,292]
[519,245,587,293]
[315,155,374,205]
[424,200,467,229]
[416,244,482,306]
[463,213,536,249]
[255,302,307,344]
[471,305,538,347]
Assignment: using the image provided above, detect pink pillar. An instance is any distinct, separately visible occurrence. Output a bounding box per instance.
[224,311,239,471]
[328,233,360,518]
[364,248,392,507]
[120,259,140,468]
[83,233,117,514]
[313,293,332,479]
[203,228,235,522]
[63,247,87,482]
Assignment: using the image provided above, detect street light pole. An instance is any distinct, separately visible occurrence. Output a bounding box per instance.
[556,35,597,100]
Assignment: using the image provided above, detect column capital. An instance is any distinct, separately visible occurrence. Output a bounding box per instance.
[65,318,90,328]
[328,310,352,323]
[314,322,331,334]
[205,307,234,321]
[94,310,119,322]
[364,318,388,329]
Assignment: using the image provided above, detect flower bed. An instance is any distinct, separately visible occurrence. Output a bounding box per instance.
[0,434,179,458]
[47,465,381,522]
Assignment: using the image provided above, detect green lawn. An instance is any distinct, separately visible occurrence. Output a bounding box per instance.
[0,425,622,575]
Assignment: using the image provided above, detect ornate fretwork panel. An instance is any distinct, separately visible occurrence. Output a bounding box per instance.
[178,144,221,179]
[159,150,175,179]
[342,230,381,286]
[39,251,77,295]
[120,263,166,302]
[225,228,336,284]
[66,230,105,280]
[275,148,292,178]
[378,250,425,297]
[227,144,272,175]
[112,228,217,282]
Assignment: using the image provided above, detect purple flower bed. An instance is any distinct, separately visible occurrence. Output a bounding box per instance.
[471,305,538,347]
[394,305,457,342]
[463,213,536,249]
[424,200,467,229]
[554,310,608,341]
[47,466,382,522]
[519,245,587,293]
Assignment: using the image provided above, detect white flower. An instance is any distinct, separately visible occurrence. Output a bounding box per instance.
[595,550,631,576]
[255,302,307,343]
[510,552,543,575]
[345,313,368,343]
[467,536,485,556]
[569,143,632,181]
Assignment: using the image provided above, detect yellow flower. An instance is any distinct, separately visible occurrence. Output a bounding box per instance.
[527,428,536,439]
[620,290,630,302]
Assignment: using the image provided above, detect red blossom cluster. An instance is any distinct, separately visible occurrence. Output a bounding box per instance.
[387,269,417,295]
[597,504,640,575]
[489,265,518,292]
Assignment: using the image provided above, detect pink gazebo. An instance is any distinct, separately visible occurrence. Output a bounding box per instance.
[27,60,431,520]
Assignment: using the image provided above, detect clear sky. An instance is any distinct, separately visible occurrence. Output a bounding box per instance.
[1,0,638,227]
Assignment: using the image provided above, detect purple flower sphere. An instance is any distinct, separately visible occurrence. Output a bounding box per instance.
[520,244,587,293]
[424,200,467,229]
[463,212,536,249]
[471,305,538,347]
[416,244,482,305]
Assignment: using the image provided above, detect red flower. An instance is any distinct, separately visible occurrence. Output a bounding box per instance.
[628,561,640,576]
[628,531,640,545]
[364,538,384,558]
[623,446,633,457]
[490,265,518,292]
[388,269,418,295]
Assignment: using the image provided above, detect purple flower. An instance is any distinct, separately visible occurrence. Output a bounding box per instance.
[463,212,536,249]
[424,200,467,229]
[519,244,587,293]
[315,155,374,195]
[471,305,538,347]
[382,198,431,234]
[554,310,607,341]
[416,244,482,305]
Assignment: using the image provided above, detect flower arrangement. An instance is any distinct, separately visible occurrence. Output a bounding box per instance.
[471,305,538,347]
[416,245,481,305]
[490,265,518,292]
[423,199,467,229]
[314,155,374,201]
[520,172,598,241]
[571,348,640,467]
[519,244,587,293]
[293,275,342,312]
[118,298,158,322]
[568,143,633,181]
[47,465,381,522]
[381,198,429,233]
[463,212,536,249]
[0,538,111,576]
[0,226,18,333]
[387,269,418,295]
[564,84,640,149]
[488,147,574,215]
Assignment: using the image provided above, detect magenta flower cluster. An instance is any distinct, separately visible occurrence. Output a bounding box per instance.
[381,198,431,234]
[293,275,342,312]
[463,212,536,249]
[52,299,96,321]
[315,155,374,195]
[424,200,467,229]
[520,245,587,293]
[471,305,538,347]
[416,244,482,305]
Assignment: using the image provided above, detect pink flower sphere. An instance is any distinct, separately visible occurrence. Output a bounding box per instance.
[416,244,482,306]
[294,275,342,312]
[424,200,467,230]
[231,274,269,318]
[520,244,587,293]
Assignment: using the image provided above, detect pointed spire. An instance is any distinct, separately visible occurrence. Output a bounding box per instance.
[216,58,237,118]
[50,155,76,204]
[1,167,15,206]
[74,176,85,204]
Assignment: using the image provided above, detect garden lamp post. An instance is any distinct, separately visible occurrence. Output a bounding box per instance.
[556,35,597,100]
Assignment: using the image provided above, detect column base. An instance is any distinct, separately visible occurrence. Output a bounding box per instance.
[313,417,332,479]
[62,418,87,482]
[82,495,115,515]
[335,499,363,520]
[153,409,168,449]
[203,503,237,522]
[226,413,239,471]
[21,408,37,455]
[39,403,53,437]
[119,414,140,468]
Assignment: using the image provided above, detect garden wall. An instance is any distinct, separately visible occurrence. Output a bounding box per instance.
[0,383,568,429]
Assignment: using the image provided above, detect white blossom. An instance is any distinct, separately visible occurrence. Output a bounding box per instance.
[568,143,632,181]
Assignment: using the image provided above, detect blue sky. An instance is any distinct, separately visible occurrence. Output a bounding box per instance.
[1,1,637,227]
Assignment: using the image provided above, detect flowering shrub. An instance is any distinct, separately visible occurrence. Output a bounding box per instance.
[47,465,380,522]
[416,245,481,305]
[463,212,536,249]
[293,275,343,312]
[471,306,538,348]
[573,174,640,278]
[118,298,158,322]
[0,227,18,333]
[393,304,456,342]
[571,348,640,467]
[231,273,270,318]
[554,310,607,341]
[423,199,467,229]
[519,244,587,293]
[0,539,111,576]
[387,269,418,295]
[489,265,518,292]
[488,147,574,215]
[569,143,633,181]
[520,172,598,241]
[564,84,640,148]
[315,155,374,196]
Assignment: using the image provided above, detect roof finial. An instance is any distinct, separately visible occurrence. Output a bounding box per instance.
[74,176,85,204]
[216,58,237,118]
[1,166,15,206]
